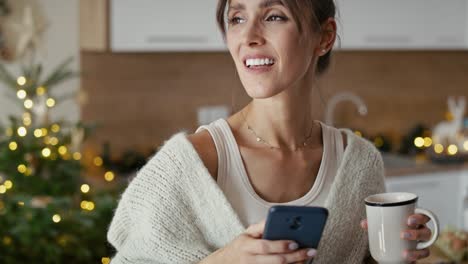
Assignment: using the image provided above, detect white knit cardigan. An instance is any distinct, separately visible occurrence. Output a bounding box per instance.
[107,130,385,263]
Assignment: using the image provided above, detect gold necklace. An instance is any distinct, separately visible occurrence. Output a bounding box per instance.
[241,109,314,150]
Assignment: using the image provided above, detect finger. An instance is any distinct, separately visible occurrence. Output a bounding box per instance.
[401,227,432,241]
[404,249,430,262]
[246,239,299,254]
[253,248,316,264]
[245,220,266,238]
[360,219,368,230]
[281,248,316,263]
[407,214,430,228]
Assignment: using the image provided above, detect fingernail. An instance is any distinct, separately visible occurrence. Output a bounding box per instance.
[408,218,417,225]
[403,232,412,239]
[307,249,317,257]
[289,242,299,250]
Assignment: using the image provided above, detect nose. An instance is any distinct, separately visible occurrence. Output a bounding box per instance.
[241,20,265,47]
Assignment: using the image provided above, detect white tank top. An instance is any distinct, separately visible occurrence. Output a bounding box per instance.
[196,119,344,226]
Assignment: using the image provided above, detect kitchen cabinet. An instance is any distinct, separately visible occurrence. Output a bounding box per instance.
[110,0,225,52]
[385,170,468,230]
[81,0,468,52]
[335,0,467,50]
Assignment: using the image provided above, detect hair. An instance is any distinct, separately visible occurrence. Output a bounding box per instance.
[216,0,336,75]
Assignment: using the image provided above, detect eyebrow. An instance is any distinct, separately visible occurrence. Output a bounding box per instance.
[229,0,284,12]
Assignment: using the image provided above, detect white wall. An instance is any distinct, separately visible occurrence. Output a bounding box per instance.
[0,0,80,125]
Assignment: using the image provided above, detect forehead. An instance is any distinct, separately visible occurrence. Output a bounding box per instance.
[228,0,284,11]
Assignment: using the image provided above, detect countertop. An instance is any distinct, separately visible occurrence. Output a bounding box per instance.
[383,153,468,177]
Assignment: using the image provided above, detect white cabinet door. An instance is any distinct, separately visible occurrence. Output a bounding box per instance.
[385,171,463,229]
[110,0,226,52]
[336,0,467,50]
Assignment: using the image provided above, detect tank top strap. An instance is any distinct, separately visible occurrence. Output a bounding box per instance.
[195,119,234,187]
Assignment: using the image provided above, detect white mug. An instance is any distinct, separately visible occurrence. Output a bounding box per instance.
[365,192,439,264]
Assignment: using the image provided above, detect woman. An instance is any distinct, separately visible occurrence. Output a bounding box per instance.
[108,0,433,263]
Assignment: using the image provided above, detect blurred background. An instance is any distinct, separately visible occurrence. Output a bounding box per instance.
[0,0,468,263]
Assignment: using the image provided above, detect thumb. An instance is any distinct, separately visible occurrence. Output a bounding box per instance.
[245,220,266,238]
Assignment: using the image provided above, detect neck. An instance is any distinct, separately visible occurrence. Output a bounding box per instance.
[243,82,318,151]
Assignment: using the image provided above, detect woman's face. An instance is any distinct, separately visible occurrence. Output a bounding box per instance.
[226,0,321,99]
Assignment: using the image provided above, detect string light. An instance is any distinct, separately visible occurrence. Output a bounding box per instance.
[58,146,68,155]
[354,131,362,137]
[448,144,458,156]
[17,164,27,174]
[0,185,6,194]
[23,112,32,126]
[9,141,18,151]
[24,99,33,109]
[104,171,115,182]
[42,148,51,158]
[80,200,95,211]
[434,144,444,154]
[17,76,26,86]
[73,152,82,160]
[34,129,43,138]
[93,157,103,167]
[41,128,48,136]
[46,98,55,107]
[464,140,468,151]
[36,86,46,95]
[25,167,33,176]
[49,137,59,146]
[101,257,111,264]
[4,180,13,189]
[17,90,27,99]
[414,137,424,148]
[17,127,27,137]
[52,214,61,223]
[80,184,90,193]
[87,202,95,210]
[374,137,384,148]
[17,201,24,206]
[3,236,12,246]
[423,137,432,147]
[51,124,60,133]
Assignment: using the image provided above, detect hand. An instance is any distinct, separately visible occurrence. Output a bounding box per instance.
[203,220,317,264]
[360,214,432,263]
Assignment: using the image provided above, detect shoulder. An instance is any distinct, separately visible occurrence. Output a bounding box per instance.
[186,130,218,181]
[340,129,384,170]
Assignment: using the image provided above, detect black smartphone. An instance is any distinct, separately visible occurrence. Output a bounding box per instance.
[263,205,329,249]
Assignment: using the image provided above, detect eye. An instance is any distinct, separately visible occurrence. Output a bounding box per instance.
[228,16,246,25]
[266,14,287,22]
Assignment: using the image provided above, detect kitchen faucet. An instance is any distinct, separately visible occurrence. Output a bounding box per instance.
[324,92,368,127]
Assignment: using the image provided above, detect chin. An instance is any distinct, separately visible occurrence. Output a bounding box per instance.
[243,82,284,99]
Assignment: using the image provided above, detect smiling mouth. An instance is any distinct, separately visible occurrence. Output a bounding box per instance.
[244,58,276,68]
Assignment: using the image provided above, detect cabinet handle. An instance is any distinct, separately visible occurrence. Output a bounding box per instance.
[364,35,411,44]
[145,35,208,44]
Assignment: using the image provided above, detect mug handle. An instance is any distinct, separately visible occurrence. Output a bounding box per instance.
[414,208,440,250]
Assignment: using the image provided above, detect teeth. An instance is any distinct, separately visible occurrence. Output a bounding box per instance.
[246,58,275,67]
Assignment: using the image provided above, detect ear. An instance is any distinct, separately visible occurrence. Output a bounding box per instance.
[316,18,337,56]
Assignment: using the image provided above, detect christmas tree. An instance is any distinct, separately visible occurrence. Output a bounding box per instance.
[0,56,125,263]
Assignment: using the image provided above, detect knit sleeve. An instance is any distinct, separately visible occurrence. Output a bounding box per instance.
[107,144,213,264]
